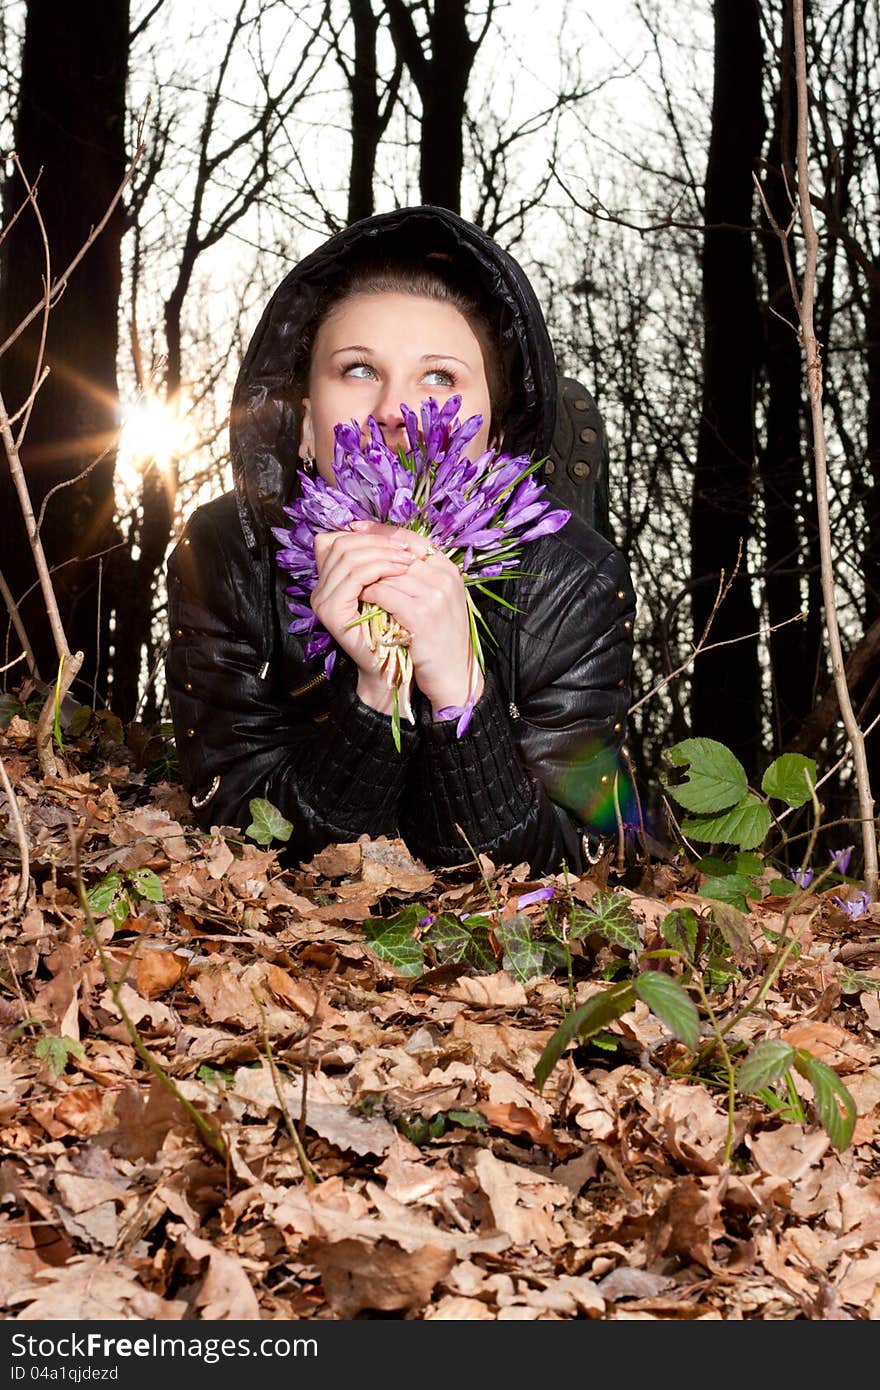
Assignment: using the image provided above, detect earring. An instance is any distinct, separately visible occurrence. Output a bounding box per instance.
[301,453,316,475]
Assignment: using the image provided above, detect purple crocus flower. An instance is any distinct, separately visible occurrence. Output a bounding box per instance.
[833,891,871,920]
[434,696,475,738]
[829,846,853,875]
[273,396,571,744]
[787,865,814,889]
[516,886,556,909]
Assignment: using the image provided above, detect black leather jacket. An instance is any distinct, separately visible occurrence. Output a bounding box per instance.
[166,207,637,876]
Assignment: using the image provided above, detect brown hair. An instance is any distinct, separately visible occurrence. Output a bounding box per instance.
[293,254,510,443]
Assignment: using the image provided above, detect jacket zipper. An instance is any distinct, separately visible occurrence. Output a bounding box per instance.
[289,672,328,699]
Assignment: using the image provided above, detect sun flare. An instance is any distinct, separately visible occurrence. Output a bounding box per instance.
[117,394,195,493]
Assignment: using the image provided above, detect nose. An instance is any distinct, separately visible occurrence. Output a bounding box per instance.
[371,380,407,443]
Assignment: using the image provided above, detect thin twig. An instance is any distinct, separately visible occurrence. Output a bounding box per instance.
[0,753,30,912]
[251,988,315,1186]
[0,108,148,363]
[785,0,877,898]
[0,566,39,681]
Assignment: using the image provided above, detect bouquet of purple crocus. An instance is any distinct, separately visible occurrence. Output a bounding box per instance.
[273,395,570,750]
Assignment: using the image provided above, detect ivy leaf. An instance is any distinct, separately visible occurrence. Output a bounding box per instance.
[586,892,642,953]
[662,738,748,813]
[426,913,495,972]
[128,868,165,903]
[737,1040,796,1093]
[495,914,547,982]
[245,797,294,845]
[682,794,772,850]
[761,754,817,809]
[362,905,425,977]
[794,1052,857,1152]
[534,981,636,1091]
[0,694,23,730]
[660,907,699,961]
[634,971,700,1050]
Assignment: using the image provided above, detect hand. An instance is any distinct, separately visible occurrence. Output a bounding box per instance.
[310,526,420,711]
[352,520,485,715]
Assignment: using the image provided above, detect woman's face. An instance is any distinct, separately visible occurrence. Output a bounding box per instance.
[300,291,494,482]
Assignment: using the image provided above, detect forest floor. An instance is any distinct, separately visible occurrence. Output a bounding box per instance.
[1,713,879,1323]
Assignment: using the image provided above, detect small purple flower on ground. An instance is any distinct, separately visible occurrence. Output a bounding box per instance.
[829,846,853,875]
[418,914,435,927]
[788,866,814,889]
[515,886,556,909]
[833,891,870,920]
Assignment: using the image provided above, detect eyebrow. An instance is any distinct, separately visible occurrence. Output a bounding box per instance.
[330,345,470,368]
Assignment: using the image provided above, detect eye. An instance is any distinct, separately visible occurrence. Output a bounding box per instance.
[424,367,456,387]
[343,360,377,380]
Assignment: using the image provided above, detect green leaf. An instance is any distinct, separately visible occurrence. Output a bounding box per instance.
[694,854,734,877]
[733,852,764,877]
[0,694,23,730]
[362,905,425,977]
[699,872,758,913]
[445,1109,488,1129]
[109,893,133,931]
[586,892,642,953]
[662,737,748,813]
[737,1040,796,1093]
[495,914,547,982]
[426,913,495,972]
[634,971,700,1050]
[35,1035,85,1077]
[568,905,602,940]
[660,907,699,961]
[128,868,164,903]
[245,797,294,845]
[86,872,124,916]
[768,878,797,897]
[683,794,771,850]
[761,754,817,809]
[794,1053,857,1152]
[534,981,636,1091]
[67,704,92,738]
[708,903,752,965]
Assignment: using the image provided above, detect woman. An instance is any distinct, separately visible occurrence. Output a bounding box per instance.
[166,205,636,876]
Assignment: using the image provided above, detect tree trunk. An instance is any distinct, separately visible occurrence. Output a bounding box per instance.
[385,0,482,214]
[689,0,765,771]
[0,0,129,702]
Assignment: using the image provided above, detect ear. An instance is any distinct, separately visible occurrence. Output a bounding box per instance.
[298,397,314,459]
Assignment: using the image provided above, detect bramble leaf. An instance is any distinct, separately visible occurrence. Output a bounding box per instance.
[761,754,817,809]
[698,872,758,913]
[662,738,748,813]
[682,794,771,850]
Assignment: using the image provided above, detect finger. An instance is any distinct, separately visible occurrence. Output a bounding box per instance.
[316,536,417,578]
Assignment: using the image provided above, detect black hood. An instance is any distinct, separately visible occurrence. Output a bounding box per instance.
[229,205,558,549]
